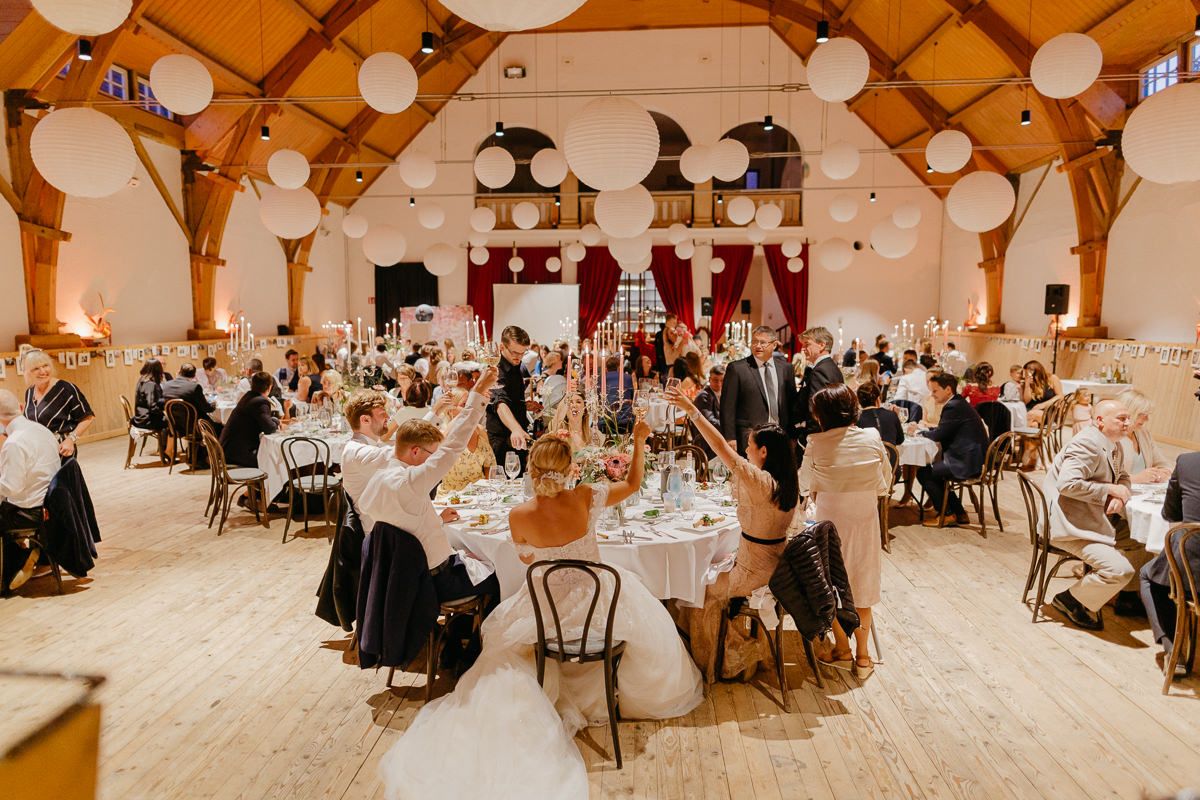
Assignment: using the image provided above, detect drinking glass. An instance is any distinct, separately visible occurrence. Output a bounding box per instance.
[504,451,520,482]
[633,390,650,421]
[479,341,501,369]
[488,465,504,484]
[895,406,909,424]
[710,461,728,496]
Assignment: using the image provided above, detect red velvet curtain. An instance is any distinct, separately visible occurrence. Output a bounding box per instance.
[709,244,753,352]
[763,244,811,351]
[578,248,622,340]
[649,246,695,332]
[515,247,563,286]
[466,247,563,336]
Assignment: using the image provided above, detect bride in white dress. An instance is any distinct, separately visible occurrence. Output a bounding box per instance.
[380,422,704,799]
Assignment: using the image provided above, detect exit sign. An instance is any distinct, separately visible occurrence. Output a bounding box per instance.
[367,296,375,304]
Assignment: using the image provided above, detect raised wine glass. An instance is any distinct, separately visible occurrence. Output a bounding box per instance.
[479,340,501,369]
[633,390,650,421]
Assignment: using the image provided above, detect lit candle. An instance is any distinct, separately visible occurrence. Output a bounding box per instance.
[618,352,624,400]
[356,317,362,349]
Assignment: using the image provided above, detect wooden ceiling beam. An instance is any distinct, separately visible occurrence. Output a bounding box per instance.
[893,14,961,76]
[838,0,869,24]
[946,83,1008,124]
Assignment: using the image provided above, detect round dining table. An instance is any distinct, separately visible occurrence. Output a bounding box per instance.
[898,435,940,467]
[256,424,351,498]
[1128,484,1169,554]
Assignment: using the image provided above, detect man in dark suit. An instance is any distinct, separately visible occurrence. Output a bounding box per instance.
[916,371,989,526]
[720,325,799,454]
[276,349,300,392]
[690,363,724,458]
[871,338,897,375]
[220,372,285,468]
[653,313,677,378]
[163,363,220,433]
[797,326,845,443]
[1140,452,1200,667]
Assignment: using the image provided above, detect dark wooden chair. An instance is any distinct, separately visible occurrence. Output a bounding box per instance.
[120,394,161,470]
[163,399,199,474]
[198,424,269,536]
[673,444,710,482]
[1016,471,1084,623]
[196,419,221,520]
[1162,523,1200,695]
[879,441,901,552]
[716,598,824,711]
[386,593,491,703]
[279,436,344,543]
[931,432,1014,537]
[0,507,61,597]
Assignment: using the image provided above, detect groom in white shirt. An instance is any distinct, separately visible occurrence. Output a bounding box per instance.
[0,389,61,590]
[341,390,399,532]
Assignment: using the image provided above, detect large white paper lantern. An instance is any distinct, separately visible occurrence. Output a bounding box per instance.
[438,0,586,31]
[755,203,783,230]
[363,224,407,265]
[530,148,568,187]
[579,223,603,246]
[806,37,870,102]
[398,151,436,189]
[745,222,766,244]
[508,256,525,273]
[467,230,488,248]
[667,222,689,245]
[564,96,659,191]
[469,246,490,265]
[725,196,756,226]
[947,171,1016,232]
[820,141,860,180]
[679,144,713,183]
[469,206,497,232]
[32,0,130,35]
[342,213,368,239]
[608,231,653,263]
[710,138,750,182]
[594,184,654,238]
[512,201,540,230]
[828,194,858,222]
[870,219,918,259]
[474,146,515,189]
[781,238,803,258]
[815,238,854,272]
[425,243,460,276]
[621,252,652,274]
[358,52,418,114]
[149,54,212,115]
[258,185,320,239]
[565,241,587,262]
[417,202,446,230]
[267,149,310,189]
[787,257,805,273]
[1031,33,1103,99]
[674,240,695,259]
[892,204,922,229]
[545,256,562,273]
[1123,83,1200,185]
[709,257,726,274]
[926,130,972,174]
[30,107,136,198]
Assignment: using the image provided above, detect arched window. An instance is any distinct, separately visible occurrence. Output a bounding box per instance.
[712,123,803,191]
[474,127,557,194]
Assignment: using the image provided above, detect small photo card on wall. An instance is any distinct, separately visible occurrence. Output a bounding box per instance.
[1170,347,1183,366]
[136,348,146,361]
[177,345,189,357]
[65,352,77,370]
[1160,347,1171,365]
[190,345,199,359]
[1137,345,1147,357]
[1069,341,1080,352]
[79,353,90,367]
[123,349,134,366]
[207,345,216,357]
[1191,350,1200,369]
[57,352,66,364]
[105,351,116,368]
[0,359,5,380]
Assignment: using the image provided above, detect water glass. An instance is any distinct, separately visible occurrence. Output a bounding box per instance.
[504,451,521,482]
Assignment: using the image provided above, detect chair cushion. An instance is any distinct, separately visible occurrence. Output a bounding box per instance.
[227,467,267,481]
[440,595,483,611]
[544,636,625,658]
[1012,426,1040,435]
[289,475,343,492]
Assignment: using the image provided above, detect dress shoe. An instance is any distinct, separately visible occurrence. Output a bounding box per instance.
[1113,591,1146,618]
[8,548,40,591]
[1051,590,1104,631]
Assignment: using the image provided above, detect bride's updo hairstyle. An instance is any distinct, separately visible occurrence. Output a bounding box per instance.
[527,435,573,497]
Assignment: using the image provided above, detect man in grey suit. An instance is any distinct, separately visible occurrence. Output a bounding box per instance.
[1044,400,1151,630]
[720,326,799,454]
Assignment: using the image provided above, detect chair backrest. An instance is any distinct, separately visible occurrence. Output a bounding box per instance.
[975,401,1011,442]
[982,431,1016,484]
[164,399,198,441]
[1016,471,1051,555]
[120,395,135,427]
[673,445,709,481]
[281,436,336,493]
[199,424,229,478]
[882,441,900,489]
[891,398,923,424]
[1163,522,1200,614]
[525,559,621,661]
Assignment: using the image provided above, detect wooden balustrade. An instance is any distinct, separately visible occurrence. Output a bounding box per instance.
[474,196,559,230]
[712,191,802,227]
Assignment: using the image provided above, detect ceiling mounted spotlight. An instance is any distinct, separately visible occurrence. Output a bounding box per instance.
[260,125,270,141]
[409,196,415,207]
[420,31,435,54]
[77,39,93,61]
[494,121,505,137]
[926,163,934,174]
[816,19,830,43]
[355,170,364,183]
[869,191,877,203]
[716,194,724,205]
[1020,108,1032,126]
[554,195,561,207]
[762,114,775,131]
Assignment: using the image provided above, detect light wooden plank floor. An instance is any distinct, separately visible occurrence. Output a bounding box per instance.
[1,437,1197,799]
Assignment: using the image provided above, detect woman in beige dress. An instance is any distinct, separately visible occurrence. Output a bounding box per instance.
[666,385,799,683]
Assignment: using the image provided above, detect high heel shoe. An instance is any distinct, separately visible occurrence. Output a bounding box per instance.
[852,659,874,680]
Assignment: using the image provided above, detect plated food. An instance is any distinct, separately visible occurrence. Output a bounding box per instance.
[693,514,726,528]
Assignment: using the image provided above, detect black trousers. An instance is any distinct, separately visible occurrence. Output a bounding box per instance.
[1,502,44,587]
[1139,565,1177,651]
[431,556,502,665]
[916,462,966,516]
[489,435,528,478]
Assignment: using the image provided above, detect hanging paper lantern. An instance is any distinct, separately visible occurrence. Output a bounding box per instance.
[508,256,525,273]
[358,52,418,114]
[417,202,446,230]
[398,151,437,189]
[363,224,407,265]
[870,219,918,259]
[725,196,756,226]
[437,0,586,31]
[30,107,136,198]
[579,223,603,246]
[594,184,654,238]
[474,146,515,189]
[710,138,750,182]
[787,257,805,273]
[424,243,460,276]
[512,201,541,230]
[1123,84,1200,185]
[545,256,562,273]
[565,241,586,262]
[815,238,854,272]
[755,203,783,230]
[469,206,497,232]
[819,141,859,180]
[530,148,568,187]
[781,238,803,258]
[149,54,212,115]
[267,149,310,189]
[805,37,870,103]
[608,231,653,263]
[679,144,713,183]
[467,230,489,248]
[667,222,689,245]
[746,222,767,244]
[946,171,1015,232]
[828,194,858,222]
[342,213,368,239]
[1031,33,1103,99]
[674,240,695,259]
[925,130,972,174]
[620,252,652,274]
[32,0,130,35]
[708,257,726,274]
[258,185,320,239]
[564,96,659,191]
[892,204,922,229]
[469,245,490,265]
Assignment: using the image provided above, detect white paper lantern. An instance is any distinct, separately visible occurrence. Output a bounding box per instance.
[564,97,660,191]
[512,201,540,230]
[474,146,516,189]
[819,141,860,180]
[621,252,652,274]
[30,107,136,198]
[815,238,854,272]
[828,194,858,223]
[342,213,368,239]
[892,204,922,229]
[746,222,766,244]
[781,238,803,258]
[469,245,490,265]
[149,54,212,115]
[870,219,918,259]
[530,148,568,187]
[594,184,654,238]
[267,149,310,189]
[667,222,689,245]
[508,256,525,273]
[608,231,653,263]
[710,138,750,182]
[358,52,418,114]
[725,196,756,226]
[417,202,446,230]
[755,203,783,230]
[709,257,726,274]
[926,130,972,174]
[579,222,603,246]
[1122,83,1200,185]
[258,185,320,239]
[787,257,805,273]
[947,171,1016,232]
[545,256,562,273]
[32,0,130,35]
[1031,33,1103,100]
[806,37,870,103]
[438,0,586,31]
[674,240,695,259]
[363,224,407,265]
[566,241,587,262]
[679,144,713,183]
[469,206,497,232]
[398,151,436,189]
[467,230,489,248]
[424,243,460,276]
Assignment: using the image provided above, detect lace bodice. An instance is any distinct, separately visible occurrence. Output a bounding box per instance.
[513,483,608,588]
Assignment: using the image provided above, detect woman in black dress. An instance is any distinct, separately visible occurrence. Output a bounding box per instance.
[21,349,95,458]
[132,358,168,431]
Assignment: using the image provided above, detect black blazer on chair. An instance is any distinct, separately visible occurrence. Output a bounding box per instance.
[355,522,439,669]
[1143,452,1200,586]
[163,377,215,425]
[720,354,799,452]
[316,497,365,631]
[920,394,989,480]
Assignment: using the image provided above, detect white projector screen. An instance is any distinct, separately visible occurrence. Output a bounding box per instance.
[492,284,580,345]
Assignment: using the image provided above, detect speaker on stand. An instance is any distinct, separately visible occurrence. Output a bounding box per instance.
[1044,284,1069,374]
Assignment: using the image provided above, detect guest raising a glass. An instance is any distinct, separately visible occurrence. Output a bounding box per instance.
[21,349,95,458]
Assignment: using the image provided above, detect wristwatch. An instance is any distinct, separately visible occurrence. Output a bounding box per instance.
[67,432,79,442]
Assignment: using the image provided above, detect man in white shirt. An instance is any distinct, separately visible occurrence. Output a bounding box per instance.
[942,342,968,377]
[341,390,396,532]
[0,389,61,590]
[197,357,228,394]
[891,360,930,405]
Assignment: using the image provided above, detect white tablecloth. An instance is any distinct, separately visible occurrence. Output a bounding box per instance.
[645,399,675,433]
[257,428,351,498]
[1060,380,1132,400]
[213,400,236,425]
[898,436,939,467]
[1001,400,1028,431]
[1128,489,1169,554]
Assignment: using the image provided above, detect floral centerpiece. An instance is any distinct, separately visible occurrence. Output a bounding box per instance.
[562,435,657,487]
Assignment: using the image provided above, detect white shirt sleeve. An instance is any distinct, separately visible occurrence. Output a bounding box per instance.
[403,393,488,497]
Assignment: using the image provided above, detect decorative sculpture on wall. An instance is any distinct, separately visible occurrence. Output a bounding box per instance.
[82,293,115,346]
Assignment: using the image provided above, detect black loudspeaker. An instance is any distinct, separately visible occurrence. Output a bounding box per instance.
[700,297,714,316]
[741,299,751,314]
[277,324,290,335]
[1044,284,1070,315]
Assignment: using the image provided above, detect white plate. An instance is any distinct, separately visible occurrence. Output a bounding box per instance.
[462,516,505,532]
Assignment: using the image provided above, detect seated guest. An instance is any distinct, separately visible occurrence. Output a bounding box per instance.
[197,357,227,394]
[856,382,903,448]
[962,361,1001,407]
[312,348,327,374]
[21,350,94,459]
[549,393,590,451]
[1043,400,1149,630]
[277,349,301,392]
[870,338,896,375]
[163,363,219,433]
[1116,388,1170,484]
[891,359,929,405]
[537,352,567,424]
[220,372,287,468]
[999,364,1023,403]
[1140,452,1200,668]
[311,369,349,410]
[236,358,282,400]
[392,364,417,404]
[341,390,397,533]
[914,372,988,527]
[690,364,724,458]
[132,358,168,431]
[435,389,496,494]
[404,342,423,366]
[1022,360,1062,423]
[0,389,61,591]
[293,356,317,404]
[404,378,433,410]
[942,342,968,377]
[841,338,861,368]
[633,354,658,389]
[848,358,883,393]
[919,367,947,426]
[602,356,634,431]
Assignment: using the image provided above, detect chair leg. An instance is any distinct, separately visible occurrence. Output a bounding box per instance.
[125,437,135,469]
[870,622,884,663]
[1021,543,1039,605]
[990,483,1005,532]
[1163,604,1187,694]
[969,486,986,538]
[603,656,623,768]
[217,487,233,536]
[282,486,294,543]
[772,619,789,712]
[425,623,443,703]
[714,607,730,681]
[1032,552,1051,623]
[386,667,395,689]
[938,484,951,528]
[802,637,824,689]
[879,498,891,553]
[258,481,270,528]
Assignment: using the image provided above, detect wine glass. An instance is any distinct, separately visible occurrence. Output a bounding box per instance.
[895,406,909,424]
[479,340,501,369]
[711,461,728,496]
[633,390,650,421]
[504,451,521,482]
[488,465,504,484]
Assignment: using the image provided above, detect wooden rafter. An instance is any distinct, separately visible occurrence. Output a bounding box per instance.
[129,129,193,248]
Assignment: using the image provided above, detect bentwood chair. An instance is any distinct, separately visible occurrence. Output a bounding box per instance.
[279,436,344,543]
[527,559,626,768]
[1017,471,1085,623]
[1162,523,1200,694]
[196,420,221,520]
[163,399,199,474]
[932,433,1014,538]
[198,424,269,536]
[386,592,491,703]
[121,394,161,470]
[879,441,901,552]
[716,598,823,711]
[0,508,62,597]
[673,444,710,482]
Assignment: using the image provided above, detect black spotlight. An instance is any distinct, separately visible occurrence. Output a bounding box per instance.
[869,191,877,203]
[421,31,435,54]
[926,163,934,174]
[816,19,830,43]
[716,194,724,205]
[409,196,415,207]
[77,39,93,61]
[260,125,270,141]
[355,170,364,183]
[554,195,561,207]
[1020,108,1031,126]
[762,114,775,131]
[494,121,505,137]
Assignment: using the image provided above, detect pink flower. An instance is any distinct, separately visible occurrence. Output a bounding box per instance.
[603,453,631,480]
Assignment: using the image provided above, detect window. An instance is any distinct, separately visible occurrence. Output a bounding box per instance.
[610,272,665,337]
[136,76,173,120]
[1141,53,1178,98]
[100,66,128,100]
[1192,40,1200,72]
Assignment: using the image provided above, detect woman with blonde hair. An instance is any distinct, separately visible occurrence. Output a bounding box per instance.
[435,389,496,493]
[548,392,591,450]
[848,357,882,392]
[21,349,95,457]
[1116,388,1171,483]
[310,369,347,410]
[293,356,317,404]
